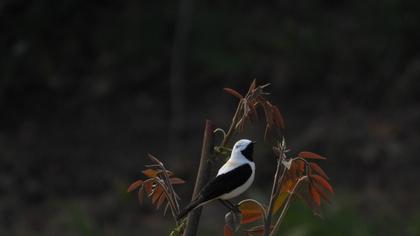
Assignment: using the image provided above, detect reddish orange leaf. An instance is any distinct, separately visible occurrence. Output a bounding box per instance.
[223,88,243,100]
[312,175,334,194]
[309,185,321,206]
[152,186,163,204]
[138,186,144,203]
[156,192,166,209]
[294,159,305,173]
[224,224,234,236]
[170,177,186,185]
[298,151,327,160]
[272,105,285,129]
[272,192,288,213]
[310,163,329,180]
[247,103,259,122]
[238,200,265,224]
[244,225,273,236]
[143,179,154,194]
[127,180,143,192]
[280,179,296,193]
[142,169,159,177]
[313,182,331,204]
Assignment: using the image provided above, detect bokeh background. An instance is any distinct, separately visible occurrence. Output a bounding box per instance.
[1,0,420,235]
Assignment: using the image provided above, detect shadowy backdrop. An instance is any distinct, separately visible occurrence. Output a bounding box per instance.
[1,0,420,235]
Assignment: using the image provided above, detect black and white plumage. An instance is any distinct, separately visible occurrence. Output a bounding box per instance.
[177,139,256,220]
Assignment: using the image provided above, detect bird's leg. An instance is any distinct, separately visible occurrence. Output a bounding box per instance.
[226,200,241,213]
[219,199,234,211]
[219,200,240,213]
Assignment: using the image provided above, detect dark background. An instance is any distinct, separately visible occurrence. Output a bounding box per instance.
[1,0,420,235]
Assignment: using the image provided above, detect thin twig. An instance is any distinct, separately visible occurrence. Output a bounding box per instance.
[270,176,308,236]
[264,140,287,236]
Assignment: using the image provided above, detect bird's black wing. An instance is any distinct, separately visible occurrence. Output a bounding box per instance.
[177,163,252,220]
[200,163,252,200]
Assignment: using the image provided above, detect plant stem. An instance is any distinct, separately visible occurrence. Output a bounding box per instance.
[220,100,243,147]
[183,120,215,236]
[270,176,307,236]
[264,145,286,236]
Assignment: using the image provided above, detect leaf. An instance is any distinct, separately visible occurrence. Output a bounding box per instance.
[272,191,288,213]
[138,186,144,203]
[295,180,322,216]
[309,185,321,206]
[224,225,234,236]
[248,79,257,93]
[225,211,242,231]
[170,177,186,185]
[143,179,154,194]
[313,182,332,204]
[310,163,329,180]
[244,225,273,236]
[311,175,334,194]
[127,179,143,192]
[148,153,163,166]
[280,179,296,193]
[298,151,327,160]
[297,159,305,173]
[152,186,164,204]
[238,200,265,224]
[224,88,243,99]
[272,105,285,129]
[156,192,166,209]
[142,169,159,177]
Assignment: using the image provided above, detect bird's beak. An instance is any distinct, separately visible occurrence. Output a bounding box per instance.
[252,141,257,144]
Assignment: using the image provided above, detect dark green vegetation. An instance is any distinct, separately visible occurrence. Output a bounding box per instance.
[1,0,420,235]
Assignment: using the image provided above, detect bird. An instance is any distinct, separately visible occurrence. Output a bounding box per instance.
[177,139,256,220]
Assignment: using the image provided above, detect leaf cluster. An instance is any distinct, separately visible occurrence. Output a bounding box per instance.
[127,154,185,225]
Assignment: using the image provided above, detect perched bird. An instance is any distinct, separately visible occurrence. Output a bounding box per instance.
[177,139,256,220]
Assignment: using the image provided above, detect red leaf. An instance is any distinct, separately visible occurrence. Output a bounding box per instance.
[239,200,264,224]
[138,186,144,203]
[156,193,166,209]
[152,186,163,204]
[127,180,143,192]
[298,151,327,160]
[313,182,332,204]
[309,185,321,206]
[223,88,243,100]
[272,105,285,129]
[310,163,329,180]
[143,179,154,194]
[142,169,159,177]
[224,224,234,236]
[295,159,305,173]
[244,225,273,236]
[280,179,296,193]
[312,175,334,194]
[170,177,186,185]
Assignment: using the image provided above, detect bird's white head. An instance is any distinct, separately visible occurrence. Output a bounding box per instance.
[231,139,255,162]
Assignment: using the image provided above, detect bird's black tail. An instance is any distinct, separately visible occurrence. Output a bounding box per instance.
[177,196,204,221]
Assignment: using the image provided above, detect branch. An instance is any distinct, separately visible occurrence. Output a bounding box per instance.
[264,139,287,236]
[183,120,215,236]
[270,176,308,236]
